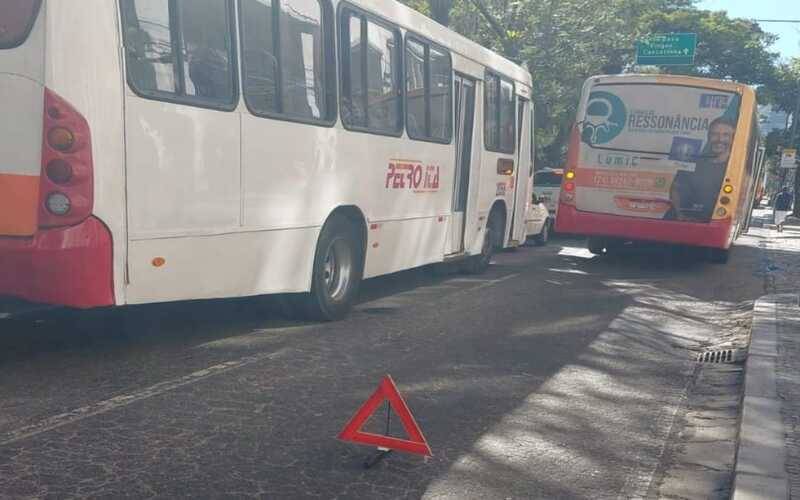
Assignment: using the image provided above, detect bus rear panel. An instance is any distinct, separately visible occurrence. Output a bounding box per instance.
[0,0,115,308]
[556,75,757,251]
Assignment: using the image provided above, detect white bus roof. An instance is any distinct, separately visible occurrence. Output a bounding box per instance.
[583,74,752,95]
[351,0,532,88]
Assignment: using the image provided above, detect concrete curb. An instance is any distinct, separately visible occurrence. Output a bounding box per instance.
[731,294,797,500]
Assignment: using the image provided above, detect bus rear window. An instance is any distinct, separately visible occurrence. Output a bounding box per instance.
[0,0,42,49]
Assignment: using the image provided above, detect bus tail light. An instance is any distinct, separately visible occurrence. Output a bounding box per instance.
[38,88,93,228]
[560,123,581,206]
[45,192,71,215]
[45,159,73,185]
[716,207,728,217]
[47,127,75,152]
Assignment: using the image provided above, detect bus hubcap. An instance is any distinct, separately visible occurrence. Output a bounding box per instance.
[323,238,352,301]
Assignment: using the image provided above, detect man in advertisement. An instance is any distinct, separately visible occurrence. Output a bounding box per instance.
[666,116,736,221]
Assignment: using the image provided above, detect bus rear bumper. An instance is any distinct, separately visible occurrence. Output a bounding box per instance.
[555,204,733,248]
[0,216,114,308]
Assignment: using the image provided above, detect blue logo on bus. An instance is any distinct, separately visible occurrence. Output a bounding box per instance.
[582,91,627,145]
[699,94,730,109]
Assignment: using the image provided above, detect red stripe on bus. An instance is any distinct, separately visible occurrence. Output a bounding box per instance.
[555,204,734,249]
[0,216,114,308]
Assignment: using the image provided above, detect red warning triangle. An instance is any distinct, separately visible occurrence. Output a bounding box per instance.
[338,375,432,456]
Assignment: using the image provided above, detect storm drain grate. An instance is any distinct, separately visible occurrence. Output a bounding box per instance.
[697,349,735,363]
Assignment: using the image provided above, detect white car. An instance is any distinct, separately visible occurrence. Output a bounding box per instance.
[532,168,563,218]
[525,194,552,246]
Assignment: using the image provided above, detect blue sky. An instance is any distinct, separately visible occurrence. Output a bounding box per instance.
[698,0,799,60]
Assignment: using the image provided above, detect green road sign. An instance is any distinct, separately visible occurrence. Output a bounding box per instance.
[636,33,697,65]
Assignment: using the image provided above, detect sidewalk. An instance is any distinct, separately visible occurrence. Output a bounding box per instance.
[733,216,800,499]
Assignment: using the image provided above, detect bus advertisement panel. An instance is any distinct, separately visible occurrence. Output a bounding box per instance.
[576,83,740,222]
[556,75,759,262]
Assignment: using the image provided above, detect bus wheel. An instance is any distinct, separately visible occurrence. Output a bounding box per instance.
[462,212,500,274]
[587,238,606,255]
[534,219,550,246]
[303,216,363,321]
[709,247,730,264]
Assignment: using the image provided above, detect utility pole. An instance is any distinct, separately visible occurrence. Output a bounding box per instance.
[792,83,800,215]
[750,17,800,207]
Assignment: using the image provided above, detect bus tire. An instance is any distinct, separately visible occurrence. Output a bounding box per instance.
[587,237,606,255]
[534,219,550,246]
[709,247,730,264]
[302,215,363,321]
[462,211,500,274]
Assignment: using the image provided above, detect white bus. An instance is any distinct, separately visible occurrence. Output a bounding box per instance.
[0,0,534,320]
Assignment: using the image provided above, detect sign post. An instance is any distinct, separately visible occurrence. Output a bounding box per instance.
[636,33,697,65]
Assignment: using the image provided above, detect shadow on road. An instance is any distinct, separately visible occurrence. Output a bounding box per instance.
[0,231,767,498]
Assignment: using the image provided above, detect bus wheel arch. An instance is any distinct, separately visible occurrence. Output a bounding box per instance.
[301,206,367,321]
[327,205,368,266]
[461,201,505,274]
[489,201,507,250]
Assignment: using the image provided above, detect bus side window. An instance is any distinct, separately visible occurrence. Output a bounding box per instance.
[179,0,235,101]
[240,0,332,121]
[483,71,515,154]
[429,47,452,141]
[405,35,452,143]
[121,0,178,94]
[366,21,400,132]
[339,7,402,135]
[121,0,237,109]
[405,38,426,139]
[484,74,499,150]
[498,79,515,152]
[240,0,278,113]
[341,13,366,127]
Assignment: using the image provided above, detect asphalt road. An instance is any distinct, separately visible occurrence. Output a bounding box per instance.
[0,231,766,499]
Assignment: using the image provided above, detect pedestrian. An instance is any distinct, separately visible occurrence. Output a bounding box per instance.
[773,187,794,232]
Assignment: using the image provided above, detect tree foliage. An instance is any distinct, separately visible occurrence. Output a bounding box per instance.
[644,10,779,84]
[398,0,792,168]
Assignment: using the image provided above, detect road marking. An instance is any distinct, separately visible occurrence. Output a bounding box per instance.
[471,273,520,290]
[0,348,288,447]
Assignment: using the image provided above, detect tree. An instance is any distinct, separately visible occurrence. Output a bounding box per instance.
[643,10,780,85]
[396,0,785,169]
[444,0,696,167]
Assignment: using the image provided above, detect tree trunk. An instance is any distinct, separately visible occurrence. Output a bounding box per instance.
[429,0,453,26]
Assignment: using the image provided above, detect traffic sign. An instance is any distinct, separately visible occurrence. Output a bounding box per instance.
[636,33,697,65]
[780,148,797,169]
[338,375,432,456]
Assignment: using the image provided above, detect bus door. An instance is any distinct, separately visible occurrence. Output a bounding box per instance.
[448,74,476,254]
[509,97,531,243]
